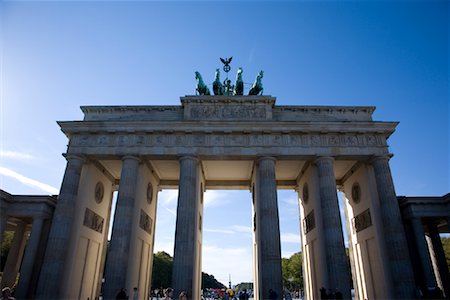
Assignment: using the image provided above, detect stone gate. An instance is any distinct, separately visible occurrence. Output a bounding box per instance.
[31,95,417,299]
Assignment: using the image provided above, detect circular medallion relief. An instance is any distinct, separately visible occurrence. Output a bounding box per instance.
[302,183,309,204]
[94,181,104,204]
[352,182,361,204]
[146,182,153,204]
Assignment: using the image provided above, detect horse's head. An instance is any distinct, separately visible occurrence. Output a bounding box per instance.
[236,67,243,79]
[258,70,264,79]
[214,68,220,81]
[195,71,201,81]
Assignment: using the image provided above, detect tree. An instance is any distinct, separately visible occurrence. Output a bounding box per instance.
[282,252,303,291]
[442,237,450,270]
[151,251,173,288]
[202,272,226,289]
[1,232,14,271]
[151,251,226,290]
[234,282,253,292]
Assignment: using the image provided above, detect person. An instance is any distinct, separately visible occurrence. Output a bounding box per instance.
[284,290,292,300]
[132,287,139,300]
[178,291,188,300]
[319,287,327,300]
[0,287,15,300]
[334,289,342,299]
[268,289,278,300]
[163,288,174,300]
[116,288,127,300]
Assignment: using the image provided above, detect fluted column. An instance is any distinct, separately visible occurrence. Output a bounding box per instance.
[0,209,7,244]
[36,154,85,299]
[1,221,27,288]
[370,156,415,298]
[172,156,201,300]
[103,156,140,299]
[314,157,351,298]
[426,221,450,297]
[254,157,283,300]
[410,217,436,288]
[16,216,45,299]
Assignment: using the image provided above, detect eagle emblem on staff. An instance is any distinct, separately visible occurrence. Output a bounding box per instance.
[220,57,232,73]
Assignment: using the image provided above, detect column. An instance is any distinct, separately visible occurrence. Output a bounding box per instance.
[370,156,415,299]
[16,216,45,299]
[0,207,8,244]
[36,155,85,299]
[410,217,436,288]
[427,221,450,297]
[172,156,201,300]
[1,221,27,288]
[314,157,351,298]
[103,156,140,299]
[254,157,283,300]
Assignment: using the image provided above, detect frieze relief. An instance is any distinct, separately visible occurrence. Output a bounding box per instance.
[69,132,386,148]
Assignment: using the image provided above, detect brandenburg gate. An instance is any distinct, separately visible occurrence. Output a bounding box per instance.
[32,95,417,299]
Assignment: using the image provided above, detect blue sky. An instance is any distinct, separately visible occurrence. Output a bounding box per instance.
[1,0,448,286]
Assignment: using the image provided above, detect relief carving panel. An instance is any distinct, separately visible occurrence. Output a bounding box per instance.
[83,208,104,233]
[70,132,387,149]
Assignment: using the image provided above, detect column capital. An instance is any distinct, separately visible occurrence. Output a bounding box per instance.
[179,156,199,163]
[256,156,276,164]
[369,154,393,164]
[32,214,49,221]
[313,156,335,166]
[63,154,86,163]
[121,155,141,163]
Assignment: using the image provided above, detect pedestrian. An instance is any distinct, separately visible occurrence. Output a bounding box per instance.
[0,287,15,300]
[268,289,278,300]
[116,288,128,300]
[163,288,173,300]
[132,287,139,300]
[178,291,188,300]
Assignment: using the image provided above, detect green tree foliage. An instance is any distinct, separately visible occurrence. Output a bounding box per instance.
[151,251,173,289]
[1,232,14,271]
[202,272,226,289]
[442,237,450,270]
[234,282,253,292]
[282,252,303,291]
[151,251,226,290]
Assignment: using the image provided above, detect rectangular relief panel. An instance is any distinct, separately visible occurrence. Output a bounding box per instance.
[83,208,105,234]
[353,209,372,233]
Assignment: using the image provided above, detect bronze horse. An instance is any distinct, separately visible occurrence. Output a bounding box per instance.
[249,70,264,95]
[195,71,211,95]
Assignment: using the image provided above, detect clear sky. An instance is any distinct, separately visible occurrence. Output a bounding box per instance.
[1,0,448,286]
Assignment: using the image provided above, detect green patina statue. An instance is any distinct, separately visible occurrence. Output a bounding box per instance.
[195,71,211,95]
[249,70,264,95]
[195,58,265,96]
[213,69,224,95]
[223,79,234,96]
[233,67,244,96]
